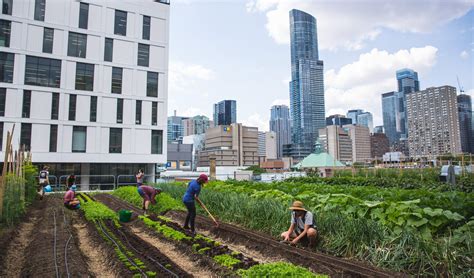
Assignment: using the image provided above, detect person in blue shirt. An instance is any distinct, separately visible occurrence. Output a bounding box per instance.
[182,174,208,235]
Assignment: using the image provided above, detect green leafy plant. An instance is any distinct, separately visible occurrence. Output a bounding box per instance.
[113,186,185,214]
[237,262,326,277]
[212,254,241,269]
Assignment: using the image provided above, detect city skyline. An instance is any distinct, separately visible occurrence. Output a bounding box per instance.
[168,1,473,131]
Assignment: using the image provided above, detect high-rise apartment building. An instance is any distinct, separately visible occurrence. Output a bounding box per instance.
[343,125,372,163]
[183,115,212,136]
[406,86,461,158]
[318,126,352,163]
[213,100,236,126]
[258,131,277,160]
[288,9,325,156]
[457,94,473,153]
[326,114,352,127]
[371,132,390,159]
[269,105,291,158]
[197,124,258,167]
[0,0,170,179]
[167,112,188,142]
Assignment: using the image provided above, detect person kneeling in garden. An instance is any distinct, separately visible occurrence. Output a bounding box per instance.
[64,185,80,210]
[137,185,162,216]
[281,201,318,248]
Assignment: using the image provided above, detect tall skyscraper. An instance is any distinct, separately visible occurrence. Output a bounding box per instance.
[406,86,461,158]
[357,112,374,133]
[213,100,236,126]
[270,105,291,158]
[346,109,363,124]
[343,125,372,163]
[397,68,420,93]
[288,9,325,156]
[382,91,399,143]
[0,0,170,180]
[326,114,352,127]
[183,115,212,136]
[167,111,189,142]
[457,94,473,153]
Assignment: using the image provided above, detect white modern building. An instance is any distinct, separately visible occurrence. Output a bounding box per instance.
[0,0,170,181]
[258,131,277,160]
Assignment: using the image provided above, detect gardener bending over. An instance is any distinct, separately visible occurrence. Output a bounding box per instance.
[37,165,50,200]
[281,201,318,248]
[138,185,162,216]
[64,185,80,210]
[182,174,208,235]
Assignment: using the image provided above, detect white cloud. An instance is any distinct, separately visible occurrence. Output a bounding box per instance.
[271,98,290,106]
[247,0,473,50]
[242,113,269,131]
[325,46,438,125]
[460,50,470,59]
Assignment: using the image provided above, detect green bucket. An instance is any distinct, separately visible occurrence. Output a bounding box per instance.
[119,209,132,222]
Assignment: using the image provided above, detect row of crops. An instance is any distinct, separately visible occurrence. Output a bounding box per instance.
[157,178,473,277]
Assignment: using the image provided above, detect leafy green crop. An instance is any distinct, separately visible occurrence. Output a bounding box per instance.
[140,216,191,241]
[113,186,184,214]
[237,262,326,278]
[81,200,118,221]
[212,254,241,269]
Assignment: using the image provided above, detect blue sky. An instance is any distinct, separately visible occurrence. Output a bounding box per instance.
[168,0,474,130]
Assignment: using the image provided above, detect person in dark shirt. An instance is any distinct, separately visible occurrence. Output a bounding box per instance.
[182,174,208,235]
[137,185,162,216]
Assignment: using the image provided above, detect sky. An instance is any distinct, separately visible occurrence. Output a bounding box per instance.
[167,0,474,131]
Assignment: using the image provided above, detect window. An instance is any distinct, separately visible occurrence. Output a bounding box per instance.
[49,124,57,152]
[25,55,61,88]
[116,98,123,123]
[42,27,54,53]
[137,44,149,67]
[2,0,12,15]
[20,123,31,151]
[136,100,141,124]
[104,38,113,62]
[68,32,87,58]
[114,10,127,36]
[79,2,89,29]
[0,19,10,47]
[142,16,151,40]
[111,67,122,94]
[51,93,59,120]
[0,122,3,150]
[0,52,13,83]
[90,96,97,122]
[109,128,122,153]
[75,62,94,91]
[22,90,31,118]
[72,126,86,153]
[152,102,157,125]
[151,130,163,154]
[0,88,5,116]
[147,72,158,97]
[69,94,76,121]
[34,0,45,21]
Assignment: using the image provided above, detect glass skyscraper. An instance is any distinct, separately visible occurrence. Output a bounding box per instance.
[289,9,325,155]
[270,105,291,158]
[382,91,399,144]
[457,94,473,153]
[213,100,236,126]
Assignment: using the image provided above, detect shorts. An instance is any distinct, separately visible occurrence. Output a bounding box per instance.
[137,187,150,201]
[64,202,80,210]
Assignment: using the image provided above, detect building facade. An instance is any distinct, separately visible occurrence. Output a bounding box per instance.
[374,125,384,134]
[318,126,352,163]
[167,112,188,142]
[343,124,371,163]
[269,104,291,158]
[382,91,399,144]
[406,86,461,158]
[288,9,325,155]
[371,132,390,159]
[457,94,473,153]
[346,109,363,125]
[166,142,192,170]
[357,112,374,133]
[197,123,258,167]
[326,114,352,127]
[258,131,277,160]
[183,115,212,136]
[0,0,170,179]
[213,100,236,126]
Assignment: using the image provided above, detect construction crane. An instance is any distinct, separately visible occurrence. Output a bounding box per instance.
[457,76,465,94]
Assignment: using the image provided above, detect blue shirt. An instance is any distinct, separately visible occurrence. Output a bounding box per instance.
[182,180,201,203]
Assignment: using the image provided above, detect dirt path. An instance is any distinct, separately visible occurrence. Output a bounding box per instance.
[130,225,217,278]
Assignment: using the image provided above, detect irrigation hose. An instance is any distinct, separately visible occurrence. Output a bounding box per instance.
[52,209,60,278]
[62,208,71,278]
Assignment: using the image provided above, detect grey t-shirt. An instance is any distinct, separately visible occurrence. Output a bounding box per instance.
[291,211,314,233]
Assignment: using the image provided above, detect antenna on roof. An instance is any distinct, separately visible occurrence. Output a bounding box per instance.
[457,76,465,94]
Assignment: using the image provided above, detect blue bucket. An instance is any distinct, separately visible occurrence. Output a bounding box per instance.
[44,185,52,192]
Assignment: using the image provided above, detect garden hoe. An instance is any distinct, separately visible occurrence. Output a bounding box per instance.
[198,199,219,228]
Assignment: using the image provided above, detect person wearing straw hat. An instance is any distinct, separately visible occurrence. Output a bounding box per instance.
[137,185,162,216]
[281,201,318,248]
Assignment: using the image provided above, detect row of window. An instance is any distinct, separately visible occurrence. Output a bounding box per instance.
[0,88,159,126]
[0,19,154,67]
[12,122,163,154]
[4,0,153,40]
[0,52,160,97]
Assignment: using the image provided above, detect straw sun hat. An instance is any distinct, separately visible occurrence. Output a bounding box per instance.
[289,201,307,211]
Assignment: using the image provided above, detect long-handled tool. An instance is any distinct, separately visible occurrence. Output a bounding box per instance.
[197,199,219,227]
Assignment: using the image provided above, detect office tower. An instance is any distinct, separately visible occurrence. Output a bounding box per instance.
[318,126,353,163]
[270,105,291,158]
[374,126,384,134]
[357,112,374,133]
[457,94,473,153]
[406,86,461,158]
[326,114,352,127]
[0,0,170,180]
[371,133,390,159]
[183,115,212,136]
[346,109,363,124]
[343,124,372,163]
[213,100,236,126]
[288,9,325,156]
[258,131,277,160]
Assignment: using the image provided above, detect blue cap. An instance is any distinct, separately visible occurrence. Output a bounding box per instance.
[71,185,77,191]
